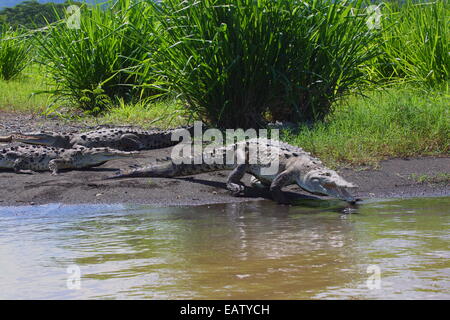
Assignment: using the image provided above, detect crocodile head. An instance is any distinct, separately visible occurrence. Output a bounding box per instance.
[72,147,137,164]
[14,131,73,148]
[298,169,358,203]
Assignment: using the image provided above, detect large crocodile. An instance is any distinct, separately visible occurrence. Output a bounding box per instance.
[108,138,358,204]
[0,145,136,174]
[11,126,193,151]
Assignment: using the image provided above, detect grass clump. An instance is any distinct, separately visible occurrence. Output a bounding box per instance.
[375,0,449,87]
[151,0,381,128]
[409,173,450,184]
[34,0,161,115]
[283,86,449,166]
[0,25,32,80]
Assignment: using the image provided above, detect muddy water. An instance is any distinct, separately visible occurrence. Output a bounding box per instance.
[0,197,449,299]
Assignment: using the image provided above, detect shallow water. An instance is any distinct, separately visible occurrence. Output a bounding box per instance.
[0,197,449,299]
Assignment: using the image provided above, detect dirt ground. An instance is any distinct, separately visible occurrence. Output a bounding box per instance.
[0,112,449,207]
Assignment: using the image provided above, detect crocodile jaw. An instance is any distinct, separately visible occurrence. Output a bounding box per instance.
[298,169,358,202]
[79,149,138,163]
[0,157,14,169]
[14,132,72,148]
[319,182,358,202]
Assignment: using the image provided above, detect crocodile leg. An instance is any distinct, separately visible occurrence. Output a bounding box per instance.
[226,164,247,196]
[48,158,72,175]
[12,158,34,174]
[270,169,294,204]
[250,176,269,189]
[119,134,144,151]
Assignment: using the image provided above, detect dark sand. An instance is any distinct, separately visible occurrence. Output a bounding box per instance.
[1,112,449,206]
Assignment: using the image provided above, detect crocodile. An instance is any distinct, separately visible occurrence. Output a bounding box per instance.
[108,138,358,204]
[0,145,136,175]
[11,126,194,151]
[0,135,12,143]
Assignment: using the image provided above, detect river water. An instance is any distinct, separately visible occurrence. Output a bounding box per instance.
[0,197,449,299]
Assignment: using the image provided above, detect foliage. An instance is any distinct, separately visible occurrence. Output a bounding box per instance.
[149,0,382,128]
[0,25,32,80]
[283,86,449,166]
[373,0,449,87]
[34,0,161,114]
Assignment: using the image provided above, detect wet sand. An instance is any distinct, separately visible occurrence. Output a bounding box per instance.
[0,112,449,206]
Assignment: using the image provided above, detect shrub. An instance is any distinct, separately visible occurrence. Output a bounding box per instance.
[35,0,160,115]
[376,0,449,86]
[150,0,381,128]
[0,25,32,80]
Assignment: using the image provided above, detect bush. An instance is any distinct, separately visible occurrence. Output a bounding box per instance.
[375,0,449,86]
[35,0,161,115]
[150,0,381,128]
[0,25,32,80]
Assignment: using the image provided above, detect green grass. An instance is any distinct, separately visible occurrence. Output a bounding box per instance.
[409,173,450,184]
[94,99,190,129]
[0,64,188,128]
[0,25,32,81]
[0,65,49,112]
[374,0,449,87]
[283,86,449,166]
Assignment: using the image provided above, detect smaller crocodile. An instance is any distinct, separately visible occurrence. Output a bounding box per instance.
[108,138,358,204]
[0,145,136,175]
[11,126,194,151]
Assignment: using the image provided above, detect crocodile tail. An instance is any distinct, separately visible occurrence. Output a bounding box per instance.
[107,161,177,179]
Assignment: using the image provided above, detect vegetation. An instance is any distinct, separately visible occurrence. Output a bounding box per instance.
[34,0,161,115]
[409,173,450,184]
[282,86,449,166]
[149,0,382,128]
[0,25,32,80]
[0,0,448,165]
[374,0,449,87]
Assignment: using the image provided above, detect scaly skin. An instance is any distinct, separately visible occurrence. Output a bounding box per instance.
[11,126,194,151]
[108,138,358,204]
[0,135,12,143]
[0,145,136,175]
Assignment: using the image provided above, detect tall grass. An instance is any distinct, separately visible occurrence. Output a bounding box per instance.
[375,0,449,87]
[149,0,381,128]
[0,25,32,80]
[34,0,161,115]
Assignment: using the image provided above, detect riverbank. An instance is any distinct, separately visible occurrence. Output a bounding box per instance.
[0,112,448,207]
